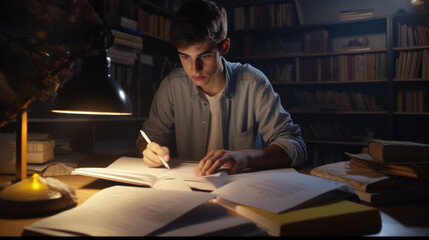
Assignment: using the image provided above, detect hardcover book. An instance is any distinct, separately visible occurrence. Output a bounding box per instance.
[309,160,392,192]
[216,198,381,236]
[368,139,429,163]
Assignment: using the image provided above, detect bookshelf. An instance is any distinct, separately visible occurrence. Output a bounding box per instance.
[0,0,181,154]
[99,0,181,117]
[225,0,429,166]
[392,11,429,144]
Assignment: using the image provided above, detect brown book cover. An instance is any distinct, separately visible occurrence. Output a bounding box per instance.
[368,139,429,163]
[346,152,429,179]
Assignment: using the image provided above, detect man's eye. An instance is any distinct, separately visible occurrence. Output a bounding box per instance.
[202,54,211,59]
[180,55,189,60]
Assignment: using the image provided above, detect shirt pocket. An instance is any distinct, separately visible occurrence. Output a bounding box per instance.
[230,124,255,150]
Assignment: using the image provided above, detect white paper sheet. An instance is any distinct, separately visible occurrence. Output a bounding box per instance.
[212,171,353,213]
[24,186,215,236]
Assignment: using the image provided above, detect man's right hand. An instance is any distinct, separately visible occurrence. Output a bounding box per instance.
[142,141,170,168]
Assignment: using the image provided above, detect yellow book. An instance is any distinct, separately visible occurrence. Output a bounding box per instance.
[216,198,381,236]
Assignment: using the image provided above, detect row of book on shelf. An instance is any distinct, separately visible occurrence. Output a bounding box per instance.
[395,49,429,79]
[298,52,387,82]
[310,139,429,205]
[304,28,331,53]
[233,1,298,30]
[287,88,381,112]
[104,0,174,41]
[396,22,429,47]
[339,9,374,22]
[396,85,429,112]
[267,52,386,83]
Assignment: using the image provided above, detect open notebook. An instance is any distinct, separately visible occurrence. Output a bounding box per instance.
[72,156,228,191]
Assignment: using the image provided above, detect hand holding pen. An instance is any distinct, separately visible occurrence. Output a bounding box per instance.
[140,130,171,170]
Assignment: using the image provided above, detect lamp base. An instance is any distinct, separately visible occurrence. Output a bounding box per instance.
[0,174,77,218]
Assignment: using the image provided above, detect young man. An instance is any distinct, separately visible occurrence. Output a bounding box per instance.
[137,0,307,176]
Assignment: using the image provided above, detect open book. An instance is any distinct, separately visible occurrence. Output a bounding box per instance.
[72,157,228,191]
[216,198,381,236]
[212,171,380,236]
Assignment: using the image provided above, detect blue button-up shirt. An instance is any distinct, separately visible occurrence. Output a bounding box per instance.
[139,57,307,167]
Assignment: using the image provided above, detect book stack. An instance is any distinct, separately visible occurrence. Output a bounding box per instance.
[105,12,143,51]
[111,28,143,51]
[104,12,145,117]
[348,139,429,179]
[339,9,374,21]
[310,139,429,204]
[0,133,55,174]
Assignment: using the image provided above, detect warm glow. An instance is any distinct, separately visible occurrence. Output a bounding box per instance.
[31,173,41,190]
[52,110,132,115]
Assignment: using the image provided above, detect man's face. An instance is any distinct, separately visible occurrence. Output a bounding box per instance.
[177,39,224,94]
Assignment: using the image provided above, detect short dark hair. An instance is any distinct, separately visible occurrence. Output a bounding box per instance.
[170,0,227,48]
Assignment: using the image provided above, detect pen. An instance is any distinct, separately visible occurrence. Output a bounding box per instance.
[140,130,171,170]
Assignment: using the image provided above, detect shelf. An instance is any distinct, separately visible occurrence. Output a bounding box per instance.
[7,117,148,123]
[232,15,387,32]
[288,110,388,115]
[238,48,388,60]
[394,78,429,82]
[222,0,429,165]
[394,46,429,51]
[273,79,387,85]
[393,112,429,115]
[304,139,368,146]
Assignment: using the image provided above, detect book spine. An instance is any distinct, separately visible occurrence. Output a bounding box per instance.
[13,150,54,164]
[111,29,143,43]
[113,37,143,50]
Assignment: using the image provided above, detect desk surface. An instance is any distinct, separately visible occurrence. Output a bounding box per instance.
[1,154,429,236]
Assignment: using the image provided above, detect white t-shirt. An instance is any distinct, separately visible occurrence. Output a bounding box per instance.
[205,90,224,153]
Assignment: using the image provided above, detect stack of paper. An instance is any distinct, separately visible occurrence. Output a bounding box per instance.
[0,133,55,174]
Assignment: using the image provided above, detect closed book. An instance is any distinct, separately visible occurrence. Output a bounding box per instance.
[113,37,143,50]
[10,139,55,153]
[13,149,54,164]
[310,161,392,192]
[111,29,142,43]
[346,152,429,179]
[368,139,429,163]
[216,198,381,236]
[1,149,55,173]
[354,182,429,205]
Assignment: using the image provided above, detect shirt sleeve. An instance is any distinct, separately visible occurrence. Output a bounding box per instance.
[139,74,176,149]
[252,69,307,167]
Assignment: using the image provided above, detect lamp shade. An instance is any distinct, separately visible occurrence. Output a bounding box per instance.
[52,51,132,115]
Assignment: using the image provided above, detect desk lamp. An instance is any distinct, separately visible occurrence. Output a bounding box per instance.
[52,24,132,116]
[0,0,132,218]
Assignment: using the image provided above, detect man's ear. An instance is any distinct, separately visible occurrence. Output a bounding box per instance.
[220,38,230,55]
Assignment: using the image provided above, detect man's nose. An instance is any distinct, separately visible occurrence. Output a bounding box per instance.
[191,58,203,72]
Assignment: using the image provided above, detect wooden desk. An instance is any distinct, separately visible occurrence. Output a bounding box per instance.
[1,154,429,236]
